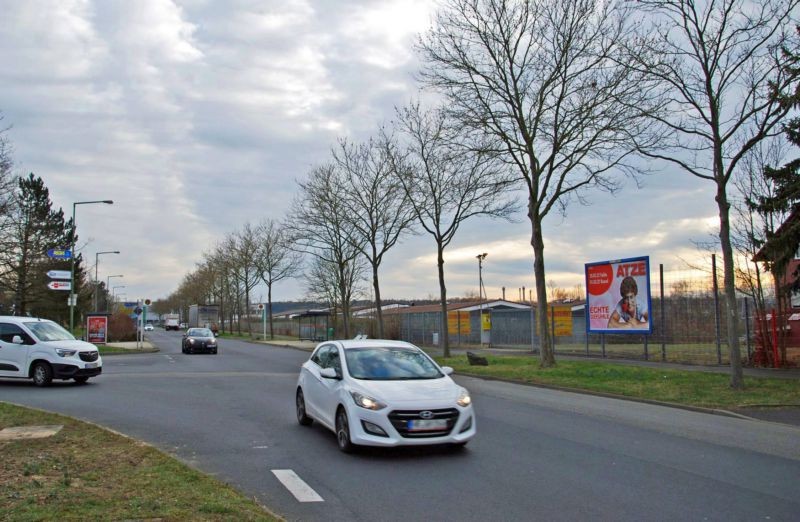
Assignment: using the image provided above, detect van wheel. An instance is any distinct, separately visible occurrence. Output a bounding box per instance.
[32,362,53,387]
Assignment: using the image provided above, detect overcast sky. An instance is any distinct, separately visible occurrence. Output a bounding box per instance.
[0,0,725,305]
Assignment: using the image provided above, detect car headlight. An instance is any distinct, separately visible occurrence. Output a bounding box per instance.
[457,388,472,407]
[188,339,195,344]
[208,339,216,344]
[350,391,387,411]
[55,348,77,358]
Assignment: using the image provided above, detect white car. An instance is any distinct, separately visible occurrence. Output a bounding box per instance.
[144,323,154,331]
[295,339,476,452]
[0,316,102,386]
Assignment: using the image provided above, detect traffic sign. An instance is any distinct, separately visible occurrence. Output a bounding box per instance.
[258,303,264,310]
[47,270,71,280]
[48,281,72,291]
[47,248,72,260]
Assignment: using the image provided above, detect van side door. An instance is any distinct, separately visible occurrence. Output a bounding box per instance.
[0,322,35,378]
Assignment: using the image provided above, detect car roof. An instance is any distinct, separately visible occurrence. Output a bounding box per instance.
[324,339,419,351]
[0,316,53,324]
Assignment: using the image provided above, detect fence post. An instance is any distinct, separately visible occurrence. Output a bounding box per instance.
[550,304,556,354]
[660,263,666,362]
[644,335,649,361]
[585,303,590,355]
[601,333,606,358]
[712,253,722,364]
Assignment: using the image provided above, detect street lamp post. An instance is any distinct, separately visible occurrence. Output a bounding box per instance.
[69,200,113,332]
[476,253,487,346]
[94,250,120,311]
[111,286,126,312]
[106,275,123,312]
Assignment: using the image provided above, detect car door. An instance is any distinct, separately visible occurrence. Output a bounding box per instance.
[303,345,333,423]
[0,322,34,378]
[315,346,344,426]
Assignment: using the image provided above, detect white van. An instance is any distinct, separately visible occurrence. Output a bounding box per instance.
[0,316,102,386]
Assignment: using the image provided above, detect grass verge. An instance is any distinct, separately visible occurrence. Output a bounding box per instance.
[435,354,800,409]
[0,402,279,521]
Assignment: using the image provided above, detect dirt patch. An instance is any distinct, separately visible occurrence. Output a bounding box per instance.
[0,425,63,441]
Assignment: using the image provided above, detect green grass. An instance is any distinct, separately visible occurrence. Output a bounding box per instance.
[435,354,800,409]
[0,403,279,521]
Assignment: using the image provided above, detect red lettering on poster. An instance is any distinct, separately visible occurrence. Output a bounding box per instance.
[616,262,646,277]
[587,264,613,296]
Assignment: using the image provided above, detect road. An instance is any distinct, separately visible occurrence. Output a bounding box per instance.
[2,329,799,521]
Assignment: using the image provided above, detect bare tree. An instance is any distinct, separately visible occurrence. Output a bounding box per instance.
[254,219,303,339]
[416,0,661,366]
[333,135,416,338]
[627,0,797,388]
[288,164,365,338]
[225,224,261,336]
[391,102,517,357]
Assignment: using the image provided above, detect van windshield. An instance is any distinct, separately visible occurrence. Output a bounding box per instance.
[24,321,75,342]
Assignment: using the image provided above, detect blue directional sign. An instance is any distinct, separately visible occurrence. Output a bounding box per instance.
[47,248,72,260]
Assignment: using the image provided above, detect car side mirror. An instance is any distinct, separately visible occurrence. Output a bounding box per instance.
[12,335,24,345]
[320,367,340,380]
[441,366,454,375]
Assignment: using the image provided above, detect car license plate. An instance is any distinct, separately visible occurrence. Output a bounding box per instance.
[407,419,447,431]
[85,362,98,369]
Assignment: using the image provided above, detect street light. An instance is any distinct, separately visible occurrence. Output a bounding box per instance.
[106,275,123,312]
[94,250,120,311]
[69,199,113,332]
[476,253,487,346]
[111,286,126,312]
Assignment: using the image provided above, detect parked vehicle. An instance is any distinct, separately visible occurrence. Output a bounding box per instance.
[181,328,218,354]
[144,323,154,331]
[295,339,475,453]
[0,316,102,386]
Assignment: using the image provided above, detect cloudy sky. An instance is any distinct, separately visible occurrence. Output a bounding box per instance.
[0,0,723,305]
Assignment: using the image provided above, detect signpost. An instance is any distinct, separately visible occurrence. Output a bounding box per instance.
[47,248,72,260]
[47,270,71,280]
[47,281,72,291]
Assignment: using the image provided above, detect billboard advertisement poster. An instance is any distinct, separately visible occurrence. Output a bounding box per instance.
[585,256,652,334]
[86,315,108,344]
[447,311,471,335]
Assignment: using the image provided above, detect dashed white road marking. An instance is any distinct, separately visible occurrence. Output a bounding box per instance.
[164,355,176,363]
[272,469,324,502]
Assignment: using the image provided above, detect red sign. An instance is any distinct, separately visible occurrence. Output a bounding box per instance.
[47,281,72,290]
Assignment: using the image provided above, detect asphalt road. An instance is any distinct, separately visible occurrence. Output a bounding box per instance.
[2,330,799,521]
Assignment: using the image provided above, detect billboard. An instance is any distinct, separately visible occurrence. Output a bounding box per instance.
[585,256,652,334]
[447,311,471,335]
[86,315,108,344]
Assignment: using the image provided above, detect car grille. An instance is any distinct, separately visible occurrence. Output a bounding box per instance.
[79,351,99,362]
[388,408,459,438]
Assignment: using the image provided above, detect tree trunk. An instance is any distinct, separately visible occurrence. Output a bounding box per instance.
[268,283,275,340]
[717,186,743,388]
[438,243,449,357]
[530,199,554,367]
[245,284,252,337]
[373,264,384,338]
[339,264,350,338]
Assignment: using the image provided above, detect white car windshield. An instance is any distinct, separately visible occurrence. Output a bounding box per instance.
[24,321,75,342]
[345,347,443,380]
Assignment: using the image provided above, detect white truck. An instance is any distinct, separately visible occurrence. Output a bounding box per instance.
[164,313,180,331]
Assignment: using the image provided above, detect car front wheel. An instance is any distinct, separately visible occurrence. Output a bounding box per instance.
[336,407,355,453]
[296,389,313,426]
[32,362,53,387]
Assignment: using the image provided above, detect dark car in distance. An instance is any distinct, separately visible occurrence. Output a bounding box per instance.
[182,328,218,354]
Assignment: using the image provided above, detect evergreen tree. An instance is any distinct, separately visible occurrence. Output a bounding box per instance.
[0,173,74,316]
[752,30,800,288]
